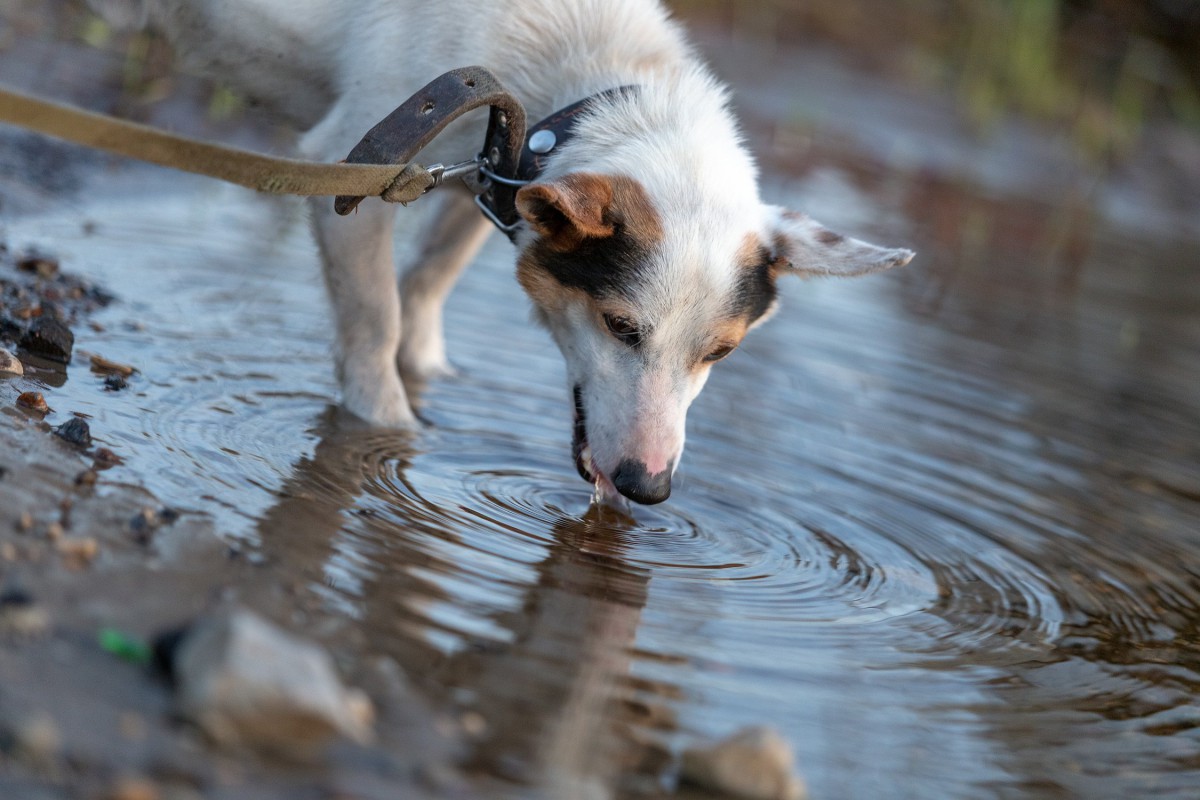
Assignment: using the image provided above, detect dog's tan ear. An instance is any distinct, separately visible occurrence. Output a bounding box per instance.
[770,207,914,277]
[516,173,615,250]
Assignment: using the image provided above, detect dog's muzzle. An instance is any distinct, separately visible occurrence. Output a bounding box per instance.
[571,385,672,505]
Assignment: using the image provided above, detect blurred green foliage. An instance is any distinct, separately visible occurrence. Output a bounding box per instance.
[671,0,1200,162]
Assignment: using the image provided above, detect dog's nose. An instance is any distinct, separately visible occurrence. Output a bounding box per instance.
[611,458,672,505]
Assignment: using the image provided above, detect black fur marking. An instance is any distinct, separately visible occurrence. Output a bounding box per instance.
[571,384,592,482]
[732,247,778,324]
[532,224,648,300]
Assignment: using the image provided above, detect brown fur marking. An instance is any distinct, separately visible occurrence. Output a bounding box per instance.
[815,228,845,246]
[516,172,663,302]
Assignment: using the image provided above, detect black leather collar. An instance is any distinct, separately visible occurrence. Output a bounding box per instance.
[476,86,635,240]
[333,67,634,242]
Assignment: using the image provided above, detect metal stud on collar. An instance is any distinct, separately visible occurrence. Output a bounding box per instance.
[527,129,557,154]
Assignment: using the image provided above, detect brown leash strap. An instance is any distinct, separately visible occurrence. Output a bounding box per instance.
[0,84,433,201]
[335,65,526,217]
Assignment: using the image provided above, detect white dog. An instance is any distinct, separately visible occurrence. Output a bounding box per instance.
[90,0,912,504]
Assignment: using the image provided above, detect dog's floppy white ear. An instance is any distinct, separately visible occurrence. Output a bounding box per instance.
[769,207,914,277]
[516,173,615,250]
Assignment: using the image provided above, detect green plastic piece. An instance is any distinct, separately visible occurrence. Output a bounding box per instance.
[98,627,152,665]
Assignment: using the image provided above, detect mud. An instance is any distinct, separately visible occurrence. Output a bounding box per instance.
[2,3,1200,800]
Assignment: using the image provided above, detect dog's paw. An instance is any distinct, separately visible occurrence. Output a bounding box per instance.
[341,378,420,429]
[398,353,459,383]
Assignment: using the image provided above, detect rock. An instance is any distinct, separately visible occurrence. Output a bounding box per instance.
[6,711,61,766]
[680,726,807,800]
[16,254,59,279]
[0,315,21,341]
[90,354,136,377]
[94,447,123,467]
[19,316,74,363]
[0,347,22,376]
[57,537,99,569]
[104,374,129,391]
[54,417,92,447]
[17,391,50,415]
[0,589,51,637]
[170,609,374,753]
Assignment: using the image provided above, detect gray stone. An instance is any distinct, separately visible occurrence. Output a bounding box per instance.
[19,317,74,364]
[173,609,373,753]
[680,726,807,800]
[54,418,91,448]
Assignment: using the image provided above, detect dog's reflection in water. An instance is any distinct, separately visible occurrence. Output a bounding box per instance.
[251,407,672,796]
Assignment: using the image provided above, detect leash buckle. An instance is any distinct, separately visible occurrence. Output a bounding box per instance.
[424,158,484,193]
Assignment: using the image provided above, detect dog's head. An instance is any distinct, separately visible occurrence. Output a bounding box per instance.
[512,85,912,505]
[514,171,911,505]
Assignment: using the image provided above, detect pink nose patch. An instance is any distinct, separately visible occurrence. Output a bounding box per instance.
[642,454,670,476]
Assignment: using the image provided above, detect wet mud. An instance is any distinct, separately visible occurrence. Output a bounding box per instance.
[2,6,1200,800]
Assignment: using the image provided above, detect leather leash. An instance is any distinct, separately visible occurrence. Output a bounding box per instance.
[0,84,433,202]
[0,65,629,240]
[334,65,526,219]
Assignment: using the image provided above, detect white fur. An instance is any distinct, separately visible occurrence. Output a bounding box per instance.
[90,0,913,503]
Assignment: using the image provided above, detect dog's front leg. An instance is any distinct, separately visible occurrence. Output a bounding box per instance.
[308,195,416,428]
[398,192,493,381]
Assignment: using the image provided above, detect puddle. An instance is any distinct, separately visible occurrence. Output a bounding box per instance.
[5,155,1198,796]
[3,38,1200,800]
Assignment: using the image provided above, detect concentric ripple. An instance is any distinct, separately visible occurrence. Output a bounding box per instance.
[9,167,1200,798]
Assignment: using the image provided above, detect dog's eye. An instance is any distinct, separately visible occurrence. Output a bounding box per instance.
[604,314,641,347]
[703,344,736,363]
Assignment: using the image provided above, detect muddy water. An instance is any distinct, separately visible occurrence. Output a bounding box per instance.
[4,116,1200,797]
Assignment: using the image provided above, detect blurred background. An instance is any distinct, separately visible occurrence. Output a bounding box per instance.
[4,0,1198,304]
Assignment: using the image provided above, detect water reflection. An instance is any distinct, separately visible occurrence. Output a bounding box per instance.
[250,407,665,797]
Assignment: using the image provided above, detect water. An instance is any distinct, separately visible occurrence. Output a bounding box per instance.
[3,112,1200,799]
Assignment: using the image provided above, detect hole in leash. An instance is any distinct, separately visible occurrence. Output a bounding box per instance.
[421,100,436,115]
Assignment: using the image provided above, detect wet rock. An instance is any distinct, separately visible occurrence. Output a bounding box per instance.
[0,315,21,341]
[94,447,123,467]
[57,536,99,569]
[3,711,61,767]
[0,589,50,637]
[19,315,74,363]
[680,726,807,800]
[16,254,59,279]
[104,374,129,391]
[75,468,98,487]
[170,609,374,753]
[128,507,177,544]
[54,417,92,447]
[90,354,136,377]
[17,391,50,415]
[0,347,22,376]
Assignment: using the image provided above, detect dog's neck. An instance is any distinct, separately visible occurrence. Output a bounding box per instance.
[483,0,693,118]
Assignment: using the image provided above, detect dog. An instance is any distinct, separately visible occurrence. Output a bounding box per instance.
[89,0,913,505]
